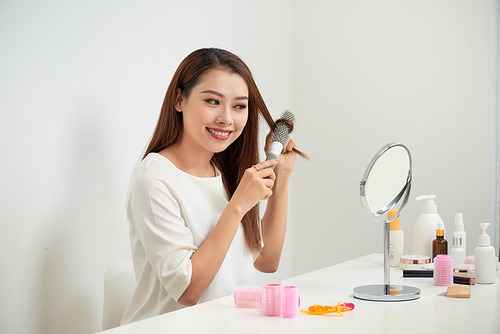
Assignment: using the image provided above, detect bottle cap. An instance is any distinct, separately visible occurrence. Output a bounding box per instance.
[478,223,491,246]
[387,209,401,231]
[416,195,437,213]
[436,221,445,237]
[400,255,431,269]
[454,213,464,231]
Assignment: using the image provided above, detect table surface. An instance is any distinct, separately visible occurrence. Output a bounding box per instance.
[99,253,499,334]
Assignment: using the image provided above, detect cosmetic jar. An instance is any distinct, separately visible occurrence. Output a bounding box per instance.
[465,255,500,271]
[400,255,431,269]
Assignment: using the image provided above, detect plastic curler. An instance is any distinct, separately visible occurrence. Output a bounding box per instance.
[262,283,283,316]
[234,286,263,308]
[434,254,453,286]
[282,286,300,318]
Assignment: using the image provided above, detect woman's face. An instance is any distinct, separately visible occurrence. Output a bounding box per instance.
[178,69,249,155]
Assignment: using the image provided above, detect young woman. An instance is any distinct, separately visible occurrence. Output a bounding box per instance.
[121,48,301,324]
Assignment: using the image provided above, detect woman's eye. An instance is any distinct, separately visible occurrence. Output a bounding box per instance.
[206,99,219,105]
[235,104,247,110]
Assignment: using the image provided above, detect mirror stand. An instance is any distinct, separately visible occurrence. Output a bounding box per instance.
[353,143,420,302]
[353,222,421,301]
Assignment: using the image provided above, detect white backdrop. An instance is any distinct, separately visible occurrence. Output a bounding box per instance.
[291,0,498,275]
[0,1,497,333]
[0,1,293,333]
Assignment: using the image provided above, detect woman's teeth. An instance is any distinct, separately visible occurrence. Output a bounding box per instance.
[208,128,230,136]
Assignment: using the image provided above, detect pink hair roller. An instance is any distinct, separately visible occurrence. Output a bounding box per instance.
[434,254,453,286]
[282,286,300,318]
[234,286,263,308]
[262,283,283,316]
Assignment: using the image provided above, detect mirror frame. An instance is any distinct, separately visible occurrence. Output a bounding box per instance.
[354,142,420,302]
[359,143,412,223]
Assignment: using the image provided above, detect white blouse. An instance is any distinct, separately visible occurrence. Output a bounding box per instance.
[121,153,256,325]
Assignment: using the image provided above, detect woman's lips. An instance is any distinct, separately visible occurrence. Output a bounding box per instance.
[207,128,232,140]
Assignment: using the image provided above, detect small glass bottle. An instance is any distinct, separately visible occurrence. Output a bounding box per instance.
[432,221,448,262]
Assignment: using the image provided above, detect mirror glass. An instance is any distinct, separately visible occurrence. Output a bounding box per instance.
[360,143,412,221]
[354,143,420,302]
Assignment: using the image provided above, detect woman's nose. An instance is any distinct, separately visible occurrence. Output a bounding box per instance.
[216,105,233,125]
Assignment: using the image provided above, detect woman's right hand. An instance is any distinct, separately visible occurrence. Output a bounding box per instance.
[230,159,277,214]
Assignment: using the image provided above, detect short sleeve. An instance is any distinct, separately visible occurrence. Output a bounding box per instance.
[127,164,197,301]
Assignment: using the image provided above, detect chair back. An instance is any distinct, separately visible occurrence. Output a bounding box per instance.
[102,260,136,330]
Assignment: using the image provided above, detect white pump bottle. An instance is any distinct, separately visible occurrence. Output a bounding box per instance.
[413,195,444,258]
[474,223,496,284]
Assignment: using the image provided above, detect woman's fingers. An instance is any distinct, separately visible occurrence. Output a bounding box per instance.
[249,162,276,186]
[252,159,277,179]
[232,160,277,211]
[253,164,275,200]
[284,138,297,152]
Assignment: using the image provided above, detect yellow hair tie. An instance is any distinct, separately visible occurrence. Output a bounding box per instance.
[300,302,354,316]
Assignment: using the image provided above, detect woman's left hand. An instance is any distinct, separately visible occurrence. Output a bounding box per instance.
[264,130,298,176]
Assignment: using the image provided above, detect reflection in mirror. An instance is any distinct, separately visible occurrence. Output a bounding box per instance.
[360,144,412,222]
[354,143,420,302]
[365,146,410,216]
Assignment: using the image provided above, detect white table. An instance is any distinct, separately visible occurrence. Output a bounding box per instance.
[99,254,499,333]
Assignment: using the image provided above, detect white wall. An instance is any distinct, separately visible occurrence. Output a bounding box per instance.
[0,1,292,333]
[290,0,497,275]
[1,1,497,333]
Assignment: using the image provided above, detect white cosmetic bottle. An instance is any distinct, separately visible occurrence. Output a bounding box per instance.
[413,195,444,258]
[388,209,404,267]
[450,236,466,265]
[474,223,496,284]
[452,213,466,255]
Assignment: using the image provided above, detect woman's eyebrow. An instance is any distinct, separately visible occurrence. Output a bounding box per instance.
[201,90,248,100]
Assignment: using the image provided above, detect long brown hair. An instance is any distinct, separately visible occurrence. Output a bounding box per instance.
[144,48,275,252]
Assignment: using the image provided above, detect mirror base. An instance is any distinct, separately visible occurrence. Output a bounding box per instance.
[353,284,421,302]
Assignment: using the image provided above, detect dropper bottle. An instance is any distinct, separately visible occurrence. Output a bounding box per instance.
[432,221,448,261]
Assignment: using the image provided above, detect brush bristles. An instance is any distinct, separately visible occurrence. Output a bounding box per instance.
[272,109,295,145]
[280,109,295,123]
[272,124,290,145]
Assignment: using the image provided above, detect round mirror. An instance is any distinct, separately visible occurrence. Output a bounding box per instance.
[360,143,412,222]
[354,142,420,302]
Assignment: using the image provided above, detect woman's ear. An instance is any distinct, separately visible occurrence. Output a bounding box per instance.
[175,88,183,112]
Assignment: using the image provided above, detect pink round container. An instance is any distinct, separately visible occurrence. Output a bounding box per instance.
[434,254,453,286]
[234,286,263,308]
[282,286,299,318]
[262,284,282,316]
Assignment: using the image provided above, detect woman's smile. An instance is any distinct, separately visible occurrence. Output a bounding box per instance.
[207,127,233,140]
